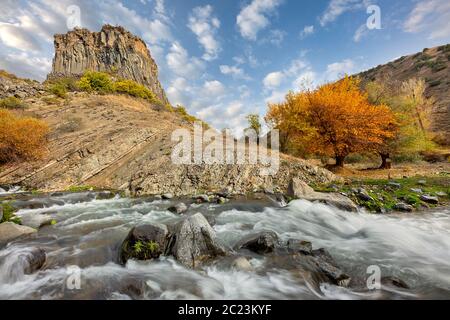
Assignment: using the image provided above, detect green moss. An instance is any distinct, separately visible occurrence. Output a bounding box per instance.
[66,185,95,192]
[1,202,21,224]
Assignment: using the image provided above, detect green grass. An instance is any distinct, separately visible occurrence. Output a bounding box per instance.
[313,175,449,213]
[132,240,160,259]
[0,96,26,109]
[66,185,95,192]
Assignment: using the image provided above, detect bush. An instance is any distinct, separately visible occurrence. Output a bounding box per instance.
[78,71,113,93]
[0,96,26,109]
[0,108,49,163]
[49,83,67,98]
[113,79,159,103]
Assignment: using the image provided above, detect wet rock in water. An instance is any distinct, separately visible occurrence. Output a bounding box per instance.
[394,203,414,212]
[355,189,374,202]
[235,231,279,254]
[168,203,188,215]
[231,257,254,272]
[120,224,169,264]
[387,182,402,189]
[381,276,409,289]
[95,191,116,200]
[310,248,351,287]
[154,195,162,200]
[0,222,36,245]
[217,197,227,204]
[162,193,174,200]
[23,248,46,274]
[18,213,53,229]
[217,188,232,198]
[420,195,439,205]
[169,213,227,268]
[287,239,313,255]
[0,206,3,221]
[410,188,423,194]
[195,194,210,203]
[287,178,358,212]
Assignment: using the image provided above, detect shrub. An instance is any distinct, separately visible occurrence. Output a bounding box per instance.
[49,83,67,98]
[0,96,26,109]
[0,108,49,163]
[42,96,60,105]
[113,79,159,103]
[77,71,113,93]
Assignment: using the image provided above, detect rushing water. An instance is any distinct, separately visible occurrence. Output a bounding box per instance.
[0,190,449,300]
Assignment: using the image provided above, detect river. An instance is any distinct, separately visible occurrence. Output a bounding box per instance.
[0,190,449,300]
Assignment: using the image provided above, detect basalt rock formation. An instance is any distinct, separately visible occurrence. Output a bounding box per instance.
[47,25,168,104]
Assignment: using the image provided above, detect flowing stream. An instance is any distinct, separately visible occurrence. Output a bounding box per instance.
[0,191,449,300]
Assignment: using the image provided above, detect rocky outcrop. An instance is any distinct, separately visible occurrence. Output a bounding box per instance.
[47,25,168,104]
[287,178,358,212]
[0,70,44,99]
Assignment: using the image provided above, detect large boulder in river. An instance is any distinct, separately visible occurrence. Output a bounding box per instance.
[169,213,227,268]
[287,178,358,212]
[22,248,46,274]
[0,222,36,245]
[120,224,169,264]
[235,231,279,254]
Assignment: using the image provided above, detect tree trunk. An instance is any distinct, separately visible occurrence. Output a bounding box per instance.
[335,155,346,167]
[379,153,392,169]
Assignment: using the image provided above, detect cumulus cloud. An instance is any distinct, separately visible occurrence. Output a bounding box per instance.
[260,29,286,46]
[236,0,283,40]
[188,5,221,61]
[203,80,226,97]
[166,42,205,78]
[263,71,284,89]
[353,23,369,42]
[299,25,315,39]
[403,0,450,39]
[220,65,251,80]
[324,59,355,80]
[319,0,370,26]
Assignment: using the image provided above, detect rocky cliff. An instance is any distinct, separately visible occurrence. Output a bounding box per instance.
[47,25,169,104]
[357,44,450,145]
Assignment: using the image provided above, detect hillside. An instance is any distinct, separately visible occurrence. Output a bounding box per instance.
[358,44,450,144]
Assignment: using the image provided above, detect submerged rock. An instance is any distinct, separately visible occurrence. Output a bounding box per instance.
[195,194,210,203]
[288,178,358,212]
[162,193,174,200]
[23,248,46,274]
[287,239,313,255]
[310,248,351,287]
[18,213,53,229]
[235,231,279,254]
[231,257,254,272]
[120,224,169,264]
[381,276,409,289]
[169,213,227,268]
[394,203,414,212]
[168,203,188,215]
[420,195,439,204]
[0,222,36,245]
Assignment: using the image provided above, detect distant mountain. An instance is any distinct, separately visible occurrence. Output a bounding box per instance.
[357,44,450,145]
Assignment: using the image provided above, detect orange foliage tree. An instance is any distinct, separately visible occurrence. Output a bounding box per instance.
[266,76,397,167]
[0,108,49,163]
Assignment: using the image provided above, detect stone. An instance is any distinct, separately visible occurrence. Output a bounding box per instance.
[387,182,402,189]
[436,191,447,197]
[420,195,439,205]
[310,248,351,287]
[231,257,254,272]
[410,188,423,194]
[287,178,358,212]
[23,248,46,274]
[18,213,53,229]
[287,239,313,255]
[168,202,188,215]
[235,231,279,254]
[0,206,3,222]
[418,180,427,186]
[381,276,409,289]
[217,197,227,204]
[195,194,210,203]
[169,213,227,268]
[356,188,374,202]
[120,223,169,264]
[162,193,174,200]
[0,222,36,245]
[47,25,168,104]
[394,203,414,212]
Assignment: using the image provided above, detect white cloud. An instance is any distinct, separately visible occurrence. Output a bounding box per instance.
[404,0,450,39]
[225,101,244,117]
[220,65,251,80]
[260,29,286,46]
[263,71,284,89]
[353,23,369,42]
[166,42,205,78]
[292,71,317,90]
[0,51,51,80]
[188,5,221,61]
[300,25,315,39]
[0,23,41,51]
[203,80,226,97]
[236,0,283,40]
[324,59,355,81]
[319,0,370,26]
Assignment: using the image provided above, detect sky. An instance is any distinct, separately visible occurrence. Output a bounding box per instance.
[1,0,449,135]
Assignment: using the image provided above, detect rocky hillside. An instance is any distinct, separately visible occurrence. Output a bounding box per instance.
[0,92,335,195]
[0,70,44,99]
[47,25,168,104]
[357,44,450,144]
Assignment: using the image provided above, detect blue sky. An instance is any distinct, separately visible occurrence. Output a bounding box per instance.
[1,0,449,134]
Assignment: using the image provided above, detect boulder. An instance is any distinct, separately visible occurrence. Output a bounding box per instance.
[410,188,423,194]
[0,222,36,245]
[287,178,358,212]
[18,213,53,229]
[394,203,414,212]
[231,257,254,272]
[355,188,374,202]
[381,276,409,289]
[235,231,279,254]
[162,193,174,200]
[23,248,46,274]
[195,194,210,203]
[310,248,351,287]
[168,203,188,215]
[120,224,169,263]
[169,213,227,268]
[418,180,427,186]
[420,195,439,205]
[387,182,402,189]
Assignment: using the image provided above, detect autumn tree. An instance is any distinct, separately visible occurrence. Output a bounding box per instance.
[266,76,397,167]
[245,114,262,137]
[365,77,435,168]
